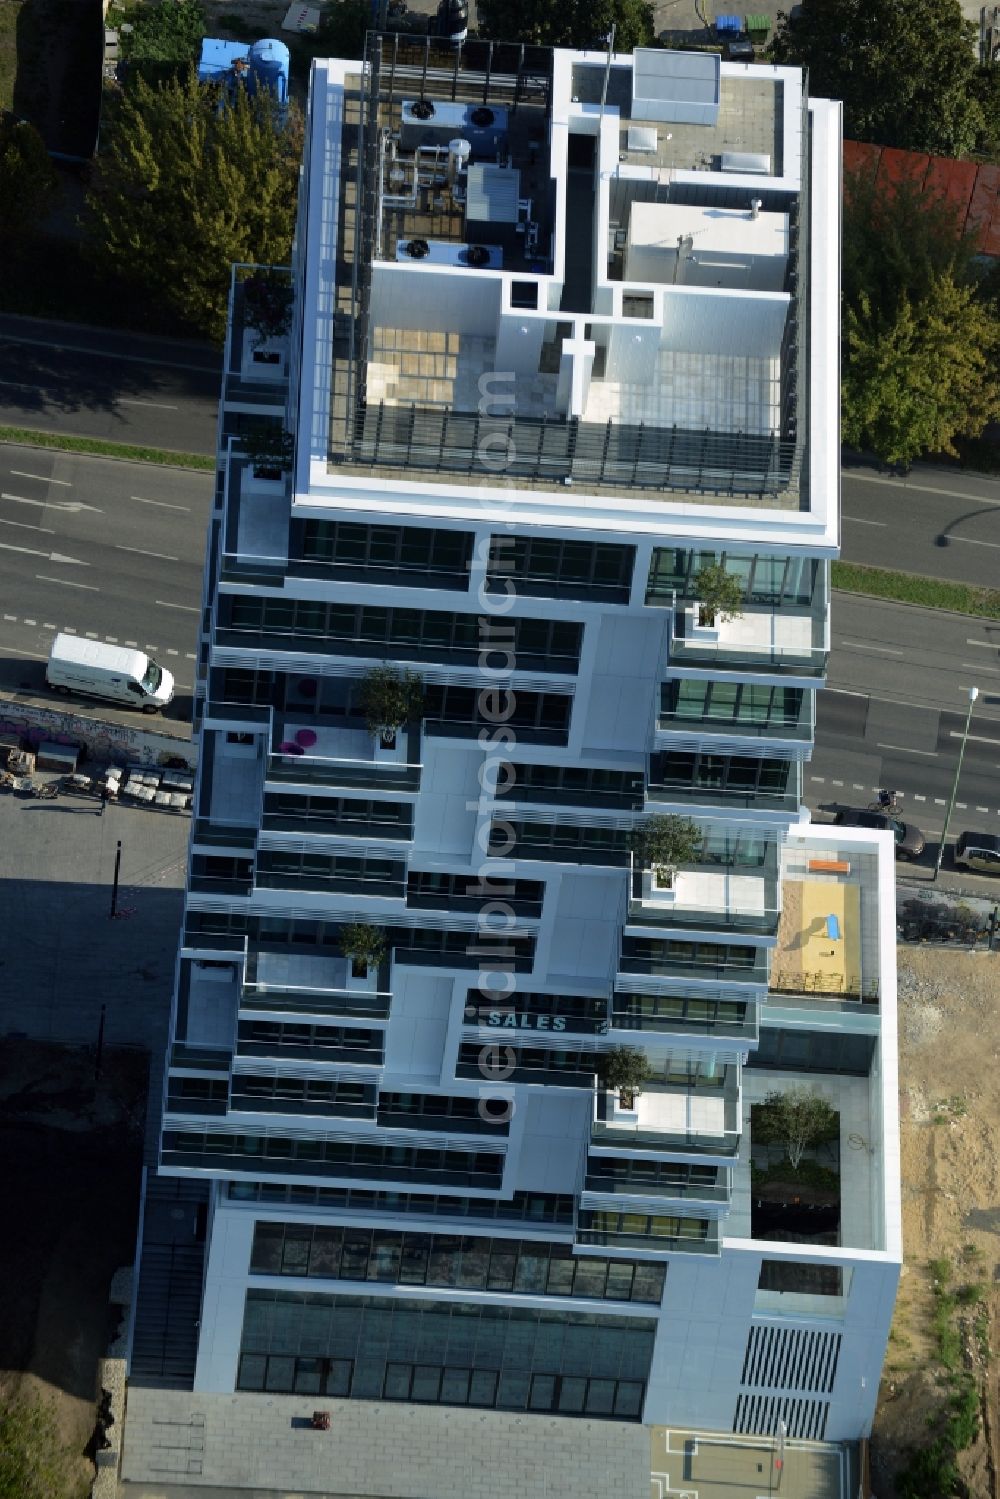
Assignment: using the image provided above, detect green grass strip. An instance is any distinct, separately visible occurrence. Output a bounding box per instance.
[832,560,1000,620]
[0,426,215,471]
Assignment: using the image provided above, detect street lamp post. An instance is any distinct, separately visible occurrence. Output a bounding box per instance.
[933,686,979,881]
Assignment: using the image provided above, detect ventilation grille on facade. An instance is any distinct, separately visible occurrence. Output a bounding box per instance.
[733,1393,829,1442]
[741,1325,841,1394]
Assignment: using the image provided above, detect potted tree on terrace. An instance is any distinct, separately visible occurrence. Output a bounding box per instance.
[629,814,702,895]
[242,420,295,482]
[243,270,294,354]
[358,666,424,751]
[599,1046,652,1111]
[339,922,387,982]
[691,561,745,635]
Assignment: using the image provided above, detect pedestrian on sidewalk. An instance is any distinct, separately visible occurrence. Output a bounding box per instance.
[97,783,110,817]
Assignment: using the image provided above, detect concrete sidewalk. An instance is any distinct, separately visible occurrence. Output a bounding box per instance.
[0,791,188,1053]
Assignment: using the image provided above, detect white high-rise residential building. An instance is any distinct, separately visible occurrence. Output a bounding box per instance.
[156,37,901,1441]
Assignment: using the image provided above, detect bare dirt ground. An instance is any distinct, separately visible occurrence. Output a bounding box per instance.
[874,948,1000,1497]
[0,1039,147,1498]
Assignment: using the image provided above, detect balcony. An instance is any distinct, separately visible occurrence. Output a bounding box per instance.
[266,718,422,794]
[646,758,802,818]
[222,263,292,414]
[219,453,289,586]
[575,1212,721,1256]
[591,1081,742,1159]
[611,985,759,1043]
[241,949,392,1019]
[617,941,770,989]
[667,585,828,682]
[625,854,779,939]
[657,687,815,747]
[583,1157,730,1208]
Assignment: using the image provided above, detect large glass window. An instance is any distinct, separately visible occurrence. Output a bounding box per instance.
[662,681,804,729]
[262,793,413,838]
[237,1291,656,1421]
[220,598,582,672]
[650,751,792,802]
[292,521,473,586]
[162,1130,503,1188]
[646,549,819,607]
[422,686,572,745]
[491,820,630,865]
[230,1181,575,1224]
[487,536,635,603]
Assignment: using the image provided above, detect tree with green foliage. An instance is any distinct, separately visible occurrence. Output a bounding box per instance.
[598,1046,652,1106]
[840,173,1000,468]
[85,69,302,342]
[120,0,207,81]
[694,562,744,627]
[629,814,702,887]
[339,923,387,973]
[755,1086,837,1170]
[319,0,370,59]
[358,666,424,743]
[0,119,60,254]
[843,281,1000,469]
[770,0,983,157]
[0,1388,75,1499]
[477,0,653,52]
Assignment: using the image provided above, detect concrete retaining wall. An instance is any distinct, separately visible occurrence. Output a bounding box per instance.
[0,694,197,771]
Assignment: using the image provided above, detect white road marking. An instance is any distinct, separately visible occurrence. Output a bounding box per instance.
[935,798,946,805]
[951,731,1000,747]
[913,794,926,801]
[843,472,1000,505]
[841,514,887,526]
[2,614,15,621]
[144,644,160,652]
[166,648,179,656]
[0,516,54,533]
[977,806,989,813]
[85,631,99,638]
[876,743,939,756]
[130,495,191,512]
[34,575,100,591]
[832,779,844,786]
[42,623,56,629]
[116,545,179,562]
[1,491,100,513]
[0,542,87,564]
[944,535,1000,550]
[853,783,865,789]
[10,471,71,486]
[839,639,904,655]
[961,662,1000,674]
[106,636,118,642]
[0,644,48,659]
[155,599,199,612]
[185,652,196,660]
[957,803,967,810]
[0,330,214,373]
[125,639,138,646]
[965,638,999,649]
[23,617,36,626]
[63,625,76,632]
[118,398,180,410]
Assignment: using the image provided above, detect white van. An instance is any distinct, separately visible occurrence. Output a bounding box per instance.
[45,634,175,713]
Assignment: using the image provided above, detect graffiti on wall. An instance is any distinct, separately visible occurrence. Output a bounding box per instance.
[0,697,197,770]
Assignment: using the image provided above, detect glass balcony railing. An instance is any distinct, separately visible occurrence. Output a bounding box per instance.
[575,1215,721,1256]
[667,591,828,679]
[241,984,392,1018]
[583,1165,730,1206]
[646,760,802,815]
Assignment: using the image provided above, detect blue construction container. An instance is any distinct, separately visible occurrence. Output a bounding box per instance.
[198,37,290,105]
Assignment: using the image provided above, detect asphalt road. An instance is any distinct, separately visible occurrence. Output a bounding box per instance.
[841,463,1000,590]
[0,314,220,456]
[0,443,212,724]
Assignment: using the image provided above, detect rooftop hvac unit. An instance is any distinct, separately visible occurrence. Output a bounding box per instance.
[400,100,509,153]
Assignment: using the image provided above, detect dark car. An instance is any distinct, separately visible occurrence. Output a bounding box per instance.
[954,831,1000,875]
[833,807,926,860]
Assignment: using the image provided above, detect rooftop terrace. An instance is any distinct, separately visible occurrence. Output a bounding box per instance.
[313,38,812,506]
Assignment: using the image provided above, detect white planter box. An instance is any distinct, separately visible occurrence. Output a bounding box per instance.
[241,328,289,383]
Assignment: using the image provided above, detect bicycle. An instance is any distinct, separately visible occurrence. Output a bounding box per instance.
[868,789,901,815]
